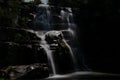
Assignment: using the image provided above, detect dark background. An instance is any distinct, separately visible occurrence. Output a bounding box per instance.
[44,0,120,74]
[73,0,120,74]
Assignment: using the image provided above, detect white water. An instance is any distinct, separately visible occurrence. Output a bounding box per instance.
[60,8,77,35]
[41,0,48,4]
[35,31,56,75]
[62,39,76,68]
[60,8,78,71]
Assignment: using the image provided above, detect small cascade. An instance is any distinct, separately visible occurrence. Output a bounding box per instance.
[34,4,51,30]
[41,0,48,4]
[60,8,79,71]
[35,31,56,75]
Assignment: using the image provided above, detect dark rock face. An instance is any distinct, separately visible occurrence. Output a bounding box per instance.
[0,28,48,64]
[0,28,49,79]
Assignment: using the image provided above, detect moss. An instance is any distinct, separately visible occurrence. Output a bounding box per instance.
[0,78,4,80]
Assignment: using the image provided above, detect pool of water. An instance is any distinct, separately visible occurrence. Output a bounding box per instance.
[38,71,120,80]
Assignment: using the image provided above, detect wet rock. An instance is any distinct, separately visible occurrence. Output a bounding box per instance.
[0,63,49,79]
[0,28,41,43]
[0,28,48,71]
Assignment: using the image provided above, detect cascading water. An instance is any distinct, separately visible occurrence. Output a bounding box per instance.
[58,7,79,71]
[35,31,56,75]
[34,4,51,30]
[33,0,89,76]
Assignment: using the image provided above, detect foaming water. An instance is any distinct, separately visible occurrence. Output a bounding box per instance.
[38,4,50,7]
[48,72,82,79]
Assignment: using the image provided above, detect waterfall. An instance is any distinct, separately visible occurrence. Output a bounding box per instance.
[59,7,79,71]
[34,30,76,75]
[33,2,89,76]
[35,31,56,75]
[34,4,51,30]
